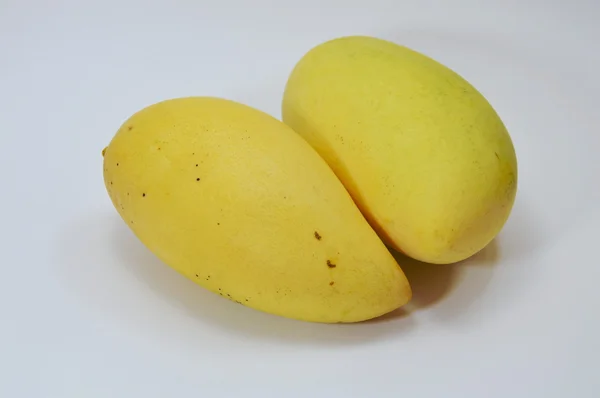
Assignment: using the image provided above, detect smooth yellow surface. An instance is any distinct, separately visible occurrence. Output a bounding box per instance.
[282,36,518,264]
[103,97,411,323]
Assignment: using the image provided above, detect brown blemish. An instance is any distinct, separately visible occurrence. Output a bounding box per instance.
[142,193,146,197]
[314,231,322,240]
[102,147,107,157]
[195,164,198,167]
[110,181,113,185]
[157,147,161,151]
[196,178,200,181]
[217,223,220,226]
[116,163,119,166]
[495,152,500,160]
[128,126,133,131]
[327,260,336,268]
[329,281,335,286]
[195,274,199,277]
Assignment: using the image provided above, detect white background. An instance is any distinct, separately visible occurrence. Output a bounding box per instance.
[2,0,599,397]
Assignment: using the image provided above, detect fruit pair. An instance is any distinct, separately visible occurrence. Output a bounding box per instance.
[103,36,517,323]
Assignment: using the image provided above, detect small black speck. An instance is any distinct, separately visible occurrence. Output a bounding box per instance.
[205,278,209,281]
[219,293,223,296]
[110,181,113,185]
[128,126,133,131]
[245,299,249,302]
[195,274,199,277]
[329,281,335,286]
[227,293,231,297]
[116,163,119,166]
[218,288,222,291]
[142,193,146,197]
[327,260,336,268]
[195,164,198,167]
[157,147,161,151]
[192,152,195,155]
[314,231,322,240]
[130,220,134,224]
[196,177,200,181]
[217,222,220,226]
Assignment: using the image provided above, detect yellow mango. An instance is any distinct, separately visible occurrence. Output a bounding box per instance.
[103,97,411,323]
[282,36,518,264]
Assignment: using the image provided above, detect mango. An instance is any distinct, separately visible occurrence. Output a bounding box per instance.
[102,97,411,323]
[282,36,518,264]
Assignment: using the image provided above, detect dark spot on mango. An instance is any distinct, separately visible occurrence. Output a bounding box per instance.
[116,163,119,166]
[196,164,198,167]
[329,281,335,286]
[142,193,146,197]
[327,260,336,268]
[314,231,322,240]
[495,152,500,160]
[128,126,133,131]
[196,177,200,181]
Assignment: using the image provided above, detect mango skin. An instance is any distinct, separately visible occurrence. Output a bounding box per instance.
[102,97,411,323]
[282,36,518,264]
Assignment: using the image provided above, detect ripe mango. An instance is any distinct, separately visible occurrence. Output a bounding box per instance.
[282,36,518,264]
[103,97,411,323]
